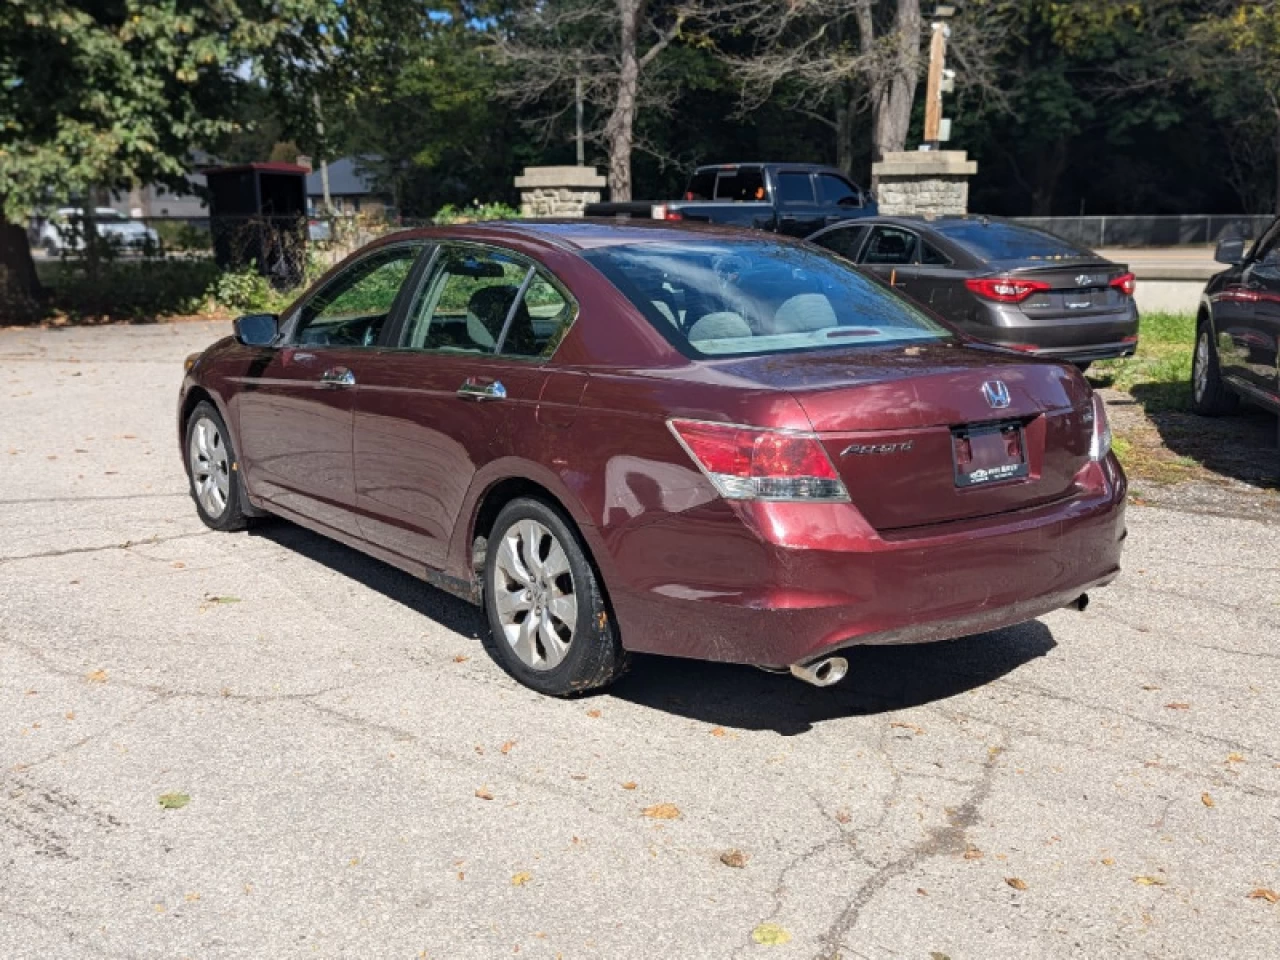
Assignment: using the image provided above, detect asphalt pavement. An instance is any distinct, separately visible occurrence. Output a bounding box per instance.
[2,322,1278,960]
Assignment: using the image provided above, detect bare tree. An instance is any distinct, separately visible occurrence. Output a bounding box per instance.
[496,0,716,201]
[724,0,1009,174]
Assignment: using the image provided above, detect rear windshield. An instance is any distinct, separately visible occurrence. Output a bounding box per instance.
[582,240,949,358]
[931,220,1093,262]
[684,167,766,203]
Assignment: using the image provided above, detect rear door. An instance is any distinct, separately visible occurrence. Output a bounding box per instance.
[858,224,952,306]
[1217,222,1280,400]
[352,243,578,567]
[773,171,824,237]
[236,243,423,535]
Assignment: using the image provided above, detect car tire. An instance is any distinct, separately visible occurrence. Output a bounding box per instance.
[1190,320,1238,416]
[482,497,629,697]
[184,401,253,532]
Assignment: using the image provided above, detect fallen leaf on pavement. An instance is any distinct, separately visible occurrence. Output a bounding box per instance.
[963,846,983,860]
[642,803,681,820]
[750,923,791,946]
[1201,793,1215,808]
[930,953,952,960]
[585,709,602,718]
[203,594,240,604]
[1101,858,1115,866]
[621,781,637,790]
[720,849,748,868]
[158,793,190,810]
[1139,684,1160,690]
[500,740,516,755]
[453,654,469,663]
[890,721,925,735]
[710,727,726,737]
[511,872,532,886]
[475,787,494,800]
[185,892,200,902]
[1133,875,1166,886]
[1247,888,1278,904]
[1165,702,1190,710]
[835,810,851,824]
[1005,877,1028,891]
[1227,752,1245,764]
[85,669,108,684]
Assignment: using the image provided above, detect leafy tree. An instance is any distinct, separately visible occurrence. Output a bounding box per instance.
[0,0,336,318]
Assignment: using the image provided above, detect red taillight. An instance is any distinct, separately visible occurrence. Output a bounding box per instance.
[965,276,1052,304]
[651,204,682,221]
[667,419,847,502]
[1110,272,1136,296]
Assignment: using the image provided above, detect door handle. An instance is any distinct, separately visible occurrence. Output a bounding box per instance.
[320,367,356,387]
[456,379,507,401]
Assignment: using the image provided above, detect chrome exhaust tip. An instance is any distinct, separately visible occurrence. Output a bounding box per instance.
[1072,593,1090,612]
[789,656,848,688]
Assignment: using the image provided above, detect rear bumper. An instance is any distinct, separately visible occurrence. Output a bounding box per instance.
[607,457,1127,667]
[1018,340,1138,364]
[969,301,1140,362]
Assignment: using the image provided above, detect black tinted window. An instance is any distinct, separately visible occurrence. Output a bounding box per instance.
[776,172,815,205]
[715,168,765,202]
[863,226,918,265]
[685,171,716,201]
[813,225,867,261]
[818,174,860,207]
[921,242,950,265]
[932,221,1091,261]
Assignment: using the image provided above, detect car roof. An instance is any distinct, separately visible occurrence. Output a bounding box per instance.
[691,162,849,176]
[372,218,812,253]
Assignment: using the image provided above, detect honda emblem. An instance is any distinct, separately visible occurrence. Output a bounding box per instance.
[982,380,1012,409]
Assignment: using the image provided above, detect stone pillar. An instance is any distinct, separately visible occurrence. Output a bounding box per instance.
[514,166,607,218]
[870,151,977,216]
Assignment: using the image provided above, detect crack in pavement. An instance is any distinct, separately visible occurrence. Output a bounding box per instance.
[811,740,1006,960]
[0,530,211,565]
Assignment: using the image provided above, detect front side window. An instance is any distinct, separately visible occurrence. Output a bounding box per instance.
[401,244,575,360]
[813,225,868,261]
[293,245,421,346]
[818,174,861,207]
[583,239,949,358]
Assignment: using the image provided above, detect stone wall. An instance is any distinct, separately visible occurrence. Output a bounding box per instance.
[871,151,977,217]
[514,166,607,218]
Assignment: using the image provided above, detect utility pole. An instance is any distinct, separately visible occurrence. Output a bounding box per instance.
[575,76,585,167]
[923,4,956,149]
[313,91,333,214]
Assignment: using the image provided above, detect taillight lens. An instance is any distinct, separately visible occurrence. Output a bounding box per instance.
[1087,393,1112,461]
[651,204,683,221]
[667,419,849,502]
[1110,272,1136,296]
[965,276,1052,303]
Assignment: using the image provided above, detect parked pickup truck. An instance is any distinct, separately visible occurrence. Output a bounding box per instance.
[585,163,878,238]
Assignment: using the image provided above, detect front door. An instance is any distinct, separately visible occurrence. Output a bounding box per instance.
[236,243,423,535]
[353,243,578,568]
[773,171,824,237]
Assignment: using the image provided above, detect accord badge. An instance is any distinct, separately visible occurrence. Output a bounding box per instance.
[842,441,914,456]
[982,380,1012,409]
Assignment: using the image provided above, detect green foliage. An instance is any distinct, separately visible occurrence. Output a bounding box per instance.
[38,257,219,322]
[209,264,281,315]
[432,202,521,225]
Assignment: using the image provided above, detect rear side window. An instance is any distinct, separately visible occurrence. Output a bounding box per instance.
[685,170,716,201]
[582,240,949,358]
[818,174,861,207]
[863,226,919,265]
[932,221,1092,261]
[776,172,816,205]
[813,225,867,261]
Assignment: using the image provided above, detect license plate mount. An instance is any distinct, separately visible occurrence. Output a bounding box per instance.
[952,422,1029,488]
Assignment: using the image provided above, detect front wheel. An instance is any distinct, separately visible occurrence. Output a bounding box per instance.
[185,401,252,531]
[482,497,628,696]
[1190,322,1238,416]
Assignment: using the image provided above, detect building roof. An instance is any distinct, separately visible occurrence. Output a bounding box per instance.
[204,162,310,177]
[306,157,384,198]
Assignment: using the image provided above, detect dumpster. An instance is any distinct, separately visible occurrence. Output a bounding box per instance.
[205,162,308,288]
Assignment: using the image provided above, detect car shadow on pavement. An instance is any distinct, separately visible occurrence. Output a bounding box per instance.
[248,522,487,640]
[609,621,1058,736]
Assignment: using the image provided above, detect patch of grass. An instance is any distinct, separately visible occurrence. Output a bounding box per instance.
[1091,311,1194,397]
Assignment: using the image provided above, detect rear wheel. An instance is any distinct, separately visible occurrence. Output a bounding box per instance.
[482,497,628,696]
[185,401,252,531]
[1191,321,1238,416]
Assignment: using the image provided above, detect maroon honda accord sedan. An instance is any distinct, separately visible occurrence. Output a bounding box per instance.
[178,221,1126,695]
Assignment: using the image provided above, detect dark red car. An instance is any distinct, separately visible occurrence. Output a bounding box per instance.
[179,221,1126,696]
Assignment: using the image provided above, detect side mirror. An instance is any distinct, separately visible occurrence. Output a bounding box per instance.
[1215,237,1246,265]
[234,313,279,346]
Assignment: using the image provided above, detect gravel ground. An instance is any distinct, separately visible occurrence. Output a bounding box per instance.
[2,322,1278,960]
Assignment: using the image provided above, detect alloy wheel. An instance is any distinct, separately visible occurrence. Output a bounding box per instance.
[188,416,231,518]
[492,519,578,671]
[1193,331,1210,403]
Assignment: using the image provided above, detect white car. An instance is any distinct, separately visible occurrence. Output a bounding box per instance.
[35,207,160,254]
